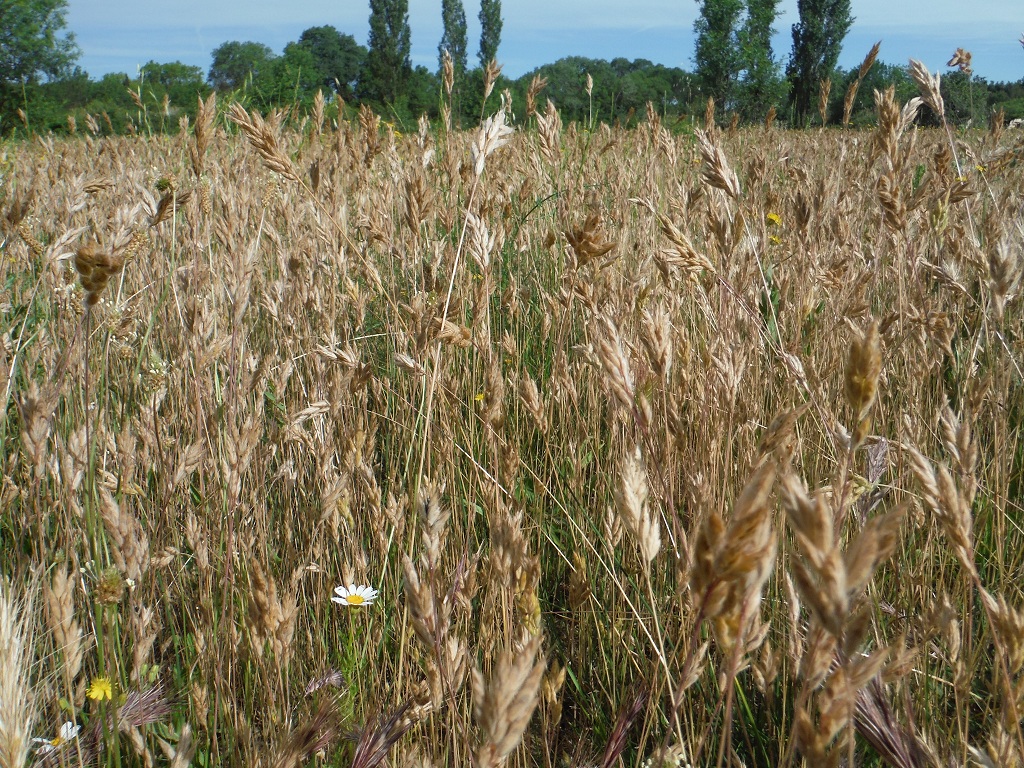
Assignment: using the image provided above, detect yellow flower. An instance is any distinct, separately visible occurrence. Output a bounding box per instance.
[766,212,782,227]
[975,164,986,173]
[769,235,782,245]
[87,676,113,701]
[474,392,485,402]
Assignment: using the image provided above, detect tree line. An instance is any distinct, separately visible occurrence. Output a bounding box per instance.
[2,0,1023,136]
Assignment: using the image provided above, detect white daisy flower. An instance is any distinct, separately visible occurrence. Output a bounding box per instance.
[33,721,81,754]
[332,584,379,607]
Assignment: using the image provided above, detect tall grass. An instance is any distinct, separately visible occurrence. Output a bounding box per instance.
[1,62,1023,767]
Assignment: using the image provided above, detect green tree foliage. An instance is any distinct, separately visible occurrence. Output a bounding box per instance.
[940,70,987,126]
[405,65,441,120]
[361,0,412,105]
[208,41,276,91]
[296,25,366,98]
[693,0,744,110]
[516,57,696,125]
[439,0,468,75]
[140,61,206,107]
[827,61,913,126]
[786,0,853,126]
[257,43,322,109]
[735,0,786,121]
[0,0,79,110]
[987,78,1024,121]
[478,0,502,67]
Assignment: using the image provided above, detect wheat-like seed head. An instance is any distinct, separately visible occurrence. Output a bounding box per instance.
[593,314,635,413]
[525,75,547,117]
[473,636,546,768]
[695,129,741,199]
[615,447,660,566]
[228,103,301,183]
[471,109,514,177]
[0,580,35,768]
[909,59,945,120]
[844,319,882,444]
[44,565,83,687]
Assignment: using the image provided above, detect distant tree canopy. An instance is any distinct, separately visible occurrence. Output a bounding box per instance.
[7,0,1024,137]
[208,41,276,91]
[439,0,468,76]
[361,0,412,105]
[518,57,697,124]
[0,0,79,109]
[140,60,205,105]
[478,0,502,67]
[787,0,854,125]
[693,0,744,109]
[295,25,366,98]
[735,0,787,121]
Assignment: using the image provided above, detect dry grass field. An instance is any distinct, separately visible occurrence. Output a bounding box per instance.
[1,64,1024,768]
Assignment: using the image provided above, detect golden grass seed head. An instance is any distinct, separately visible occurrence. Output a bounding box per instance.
[844,319,882,422]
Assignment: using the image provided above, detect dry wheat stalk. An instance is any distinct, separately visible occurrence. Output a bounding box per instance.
[819,77,832,126]
[270,700,340,768]
[525,75,547,118]
[0,580,35,768]
[844,41,881,127]
[690,461,777,653]
[592,314,635,414]
[535,100,562,167]
[44,565,83,689]
[99,489,150,584]
[228,103,301,183]
[190,92,216,179]
[350,702,414,768]
[908,59,945,121]
[906,445,977,578]
[694,129,741,199]
[472,636,546,768]
[614,447,661,566]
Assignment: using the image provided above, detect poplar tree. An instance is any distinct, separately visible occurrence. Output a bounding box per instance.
[735,0,786,121]
[786,0,853,126]
[361,0,412,104]
[439,0,468,75]
[478,0,502,67]
[693,0,744,110]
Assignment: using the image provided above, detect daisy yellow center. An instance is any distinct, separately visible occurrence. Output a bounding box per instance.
[346,594,365,605]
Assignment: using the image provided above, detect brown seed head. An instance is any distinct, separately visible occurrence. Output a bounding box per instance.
[844,320,882,422]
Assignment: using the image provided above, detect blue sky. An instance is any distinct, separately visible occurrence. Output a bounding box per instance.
[66,0,1023,84]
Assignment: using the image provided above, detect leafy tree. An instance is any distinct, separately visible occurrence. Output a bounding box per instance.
[940,70,986,127]
[208,41,276,91]
[361,0,412,105]
[296,25,366,98]
[405,65,441,120]
[439,0,468,76]
[0,0,79,110]
[735,0,786,121]
[515,57,696,125]
[693,0,744,110]
[828,61,913,126]
[786,0,853,126]
[478,0,502,67]
[140,61,207,108]
[258,43,322,109]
